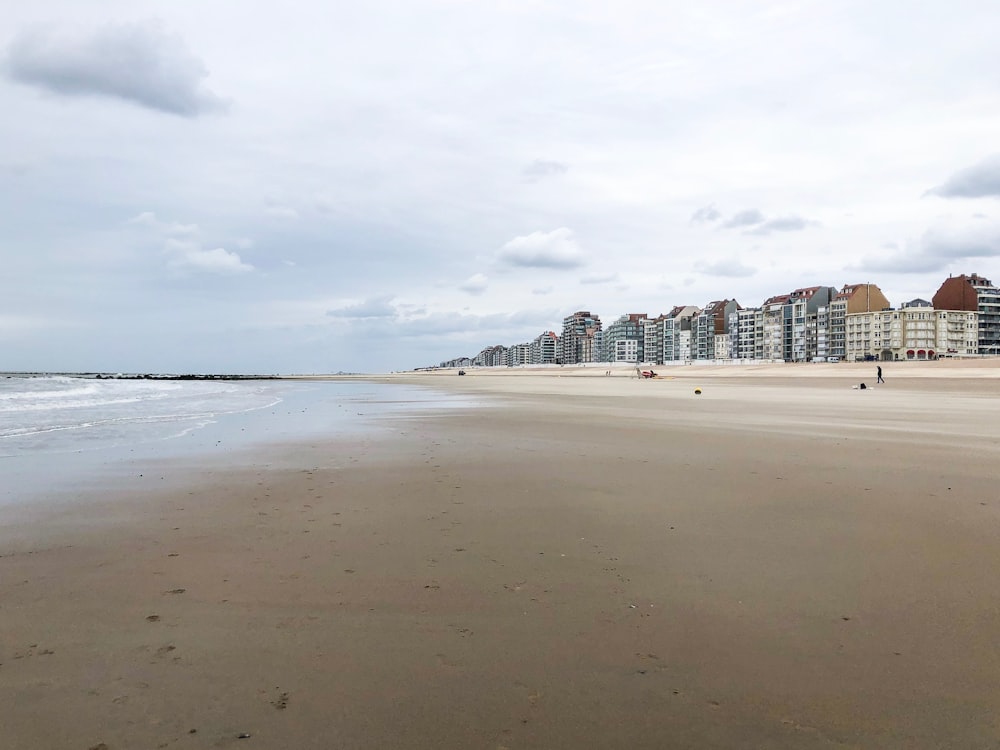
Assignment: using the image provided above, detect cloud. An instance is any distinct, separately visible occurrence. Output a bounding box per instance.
[497,227,586,268]
[929,155,1000,198]
[690,204,721,223]
[580,272,619,285]
[4,21,228,116]
[721,209,765,228]
[459,273,489,295]
[745,215,819,235]
[165,239,253,274]
[522,159,568,181]
[858,222,1000,274]
[264,204,299,220]
[695,258,757,278]
[1,162,30,178]
[326,296,398,319]
[393,309,556,338]
[531,286,553,295]
[126,211,198,237]
[129,211,253,274]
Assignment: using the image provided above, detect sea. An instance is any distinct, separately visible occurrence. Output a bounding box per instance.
[0,374,478,508]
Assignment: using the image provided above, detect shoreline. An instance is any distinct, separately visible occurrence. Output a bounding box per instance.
[3,366,1000,747]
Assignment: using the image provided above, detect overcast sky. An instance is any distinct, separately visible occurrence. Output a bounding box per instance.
[2,1,999,373]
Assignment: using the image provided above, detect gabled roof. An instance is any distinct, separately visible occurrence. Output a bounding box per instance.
[835,284,864,300]
[667,304,698,318]
[790,286,821,299]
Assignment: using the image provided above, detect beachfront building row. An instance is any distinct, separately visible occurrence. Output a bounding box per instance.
[447,330,563,369]
[843,300,978,361]
[435,272,1000,368]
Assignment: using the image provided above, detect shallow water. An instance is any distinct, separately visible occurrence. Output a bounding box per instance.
[0,377,483,507]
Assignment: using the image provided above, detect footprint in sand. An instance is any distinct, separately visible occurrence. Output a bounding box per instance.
[271,690,290,710]
[436,653,462,668]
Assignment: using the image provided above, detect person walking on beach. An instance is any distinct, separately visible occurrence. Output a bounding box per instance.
[877,365,884,384]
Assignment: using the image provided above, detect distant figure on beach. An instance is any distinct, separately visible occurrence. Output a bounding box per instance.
[877,365,884,384]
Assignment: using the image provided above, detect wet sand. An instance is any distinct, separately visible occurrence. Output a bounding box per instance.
[3,362,1000,748]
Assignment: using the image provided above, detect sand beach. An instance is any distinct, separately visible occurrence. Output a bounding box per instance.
[2,360,1000,749]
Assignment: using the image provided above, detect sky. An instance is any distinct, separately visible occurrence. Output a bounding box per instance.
[2,1,999,374]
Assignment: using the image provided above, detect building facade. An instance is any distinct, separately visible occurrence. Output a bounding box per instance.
[603,313,648,362]
[530,331,559,365]
[829,283,891,359]
[932,273,1000,355]
[663,305,699,362]
[559,311,603,364]
[692,300,739,360]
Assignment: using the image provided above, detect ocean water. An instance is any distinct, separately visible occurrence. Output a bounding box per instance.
[0,375,479,507]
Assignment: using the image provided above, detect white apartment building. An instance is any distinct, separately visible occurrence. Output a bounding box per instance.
[845,300,977,361]
[663,306,699,362]
[614,339,639,362]
[730,307,762,360]
[713,333,731,360]
[643,315,667,364]
[935,310,979,356]
[506,343,531,366]
[530,331,559,364]
[760,295,788,361]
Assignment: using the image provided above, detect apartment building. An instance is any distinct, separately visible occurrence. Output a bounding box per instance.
[714,333,731,360]
[642,315,667,365]
[663,305,699,362]
[932,273,1000,355]
[815,304,831,360]
[530,330,559,364]
[474,344,507,367]
[692,300,739,360]
[760,294,789,361]
[729,307,763,360]
[844,299,975,361]
[559,311,603,364]
[603,313,648,362]
[829,283,891,359]
[506,343,531,366]
[935,310,979,357]
[784,286,838,362]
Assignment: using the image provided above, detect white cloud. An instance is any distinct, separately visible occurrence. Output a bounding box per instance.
[4,21,228,116]
[721,209,765,229]
[859,221,1000,274]
[695,258,757,278]
[264,204,299,220]
[522,159,568,181]
[498,228,586,269]
[165,239,253,274]
[929,155,1000,199]
[459,273,489,294]
[126,211,199,237]
[326,296,398,319]
[746,215,819,236]
[690,204,721,223]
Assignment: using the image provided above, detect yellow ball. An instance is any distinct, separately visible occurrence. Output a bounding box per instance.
[694,388,702,395]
